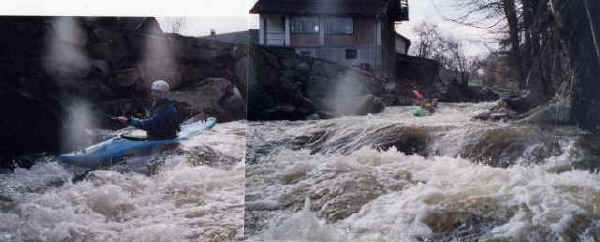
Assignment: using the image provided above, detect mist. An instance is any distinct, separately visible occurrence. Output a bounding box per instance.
[61,99,98,152]
[330,71,369,115]
[44,17,90,83]
[141,26,177,92]
[44,17,97,152]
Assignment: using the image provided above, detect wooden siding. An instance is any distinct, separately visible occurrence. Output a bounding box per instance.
[265,15,285,46]
[290,33,321,47]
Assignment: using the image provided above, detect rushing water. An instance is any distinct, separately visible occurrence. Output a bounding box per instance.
[0,120,246,242]
[246,102,600,242]
[3,103,600,241]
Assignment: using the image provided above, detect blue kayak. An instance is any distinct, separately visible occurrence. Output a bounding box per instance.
[57,117,217,168]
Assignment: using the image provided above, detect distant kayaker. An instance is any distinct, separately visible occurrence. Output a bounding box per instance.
[117,80,181,140]
[412,88,438,114]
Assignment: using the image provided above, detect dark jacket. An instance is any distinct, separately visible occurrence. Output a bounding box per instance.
[129,99,181,140]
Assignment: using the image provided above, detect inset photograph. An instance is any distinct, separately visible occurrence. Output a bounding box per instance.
[0,16,246,241]
[245,0,600,241]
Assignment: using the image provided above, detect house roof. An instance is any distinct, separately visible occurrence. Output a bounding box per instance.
[250,0,393,16]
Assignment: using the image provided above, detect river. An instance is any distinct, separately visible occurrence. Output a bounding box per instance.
[2,102,599,241]
[246,102,600,241]
[0,120,246,242]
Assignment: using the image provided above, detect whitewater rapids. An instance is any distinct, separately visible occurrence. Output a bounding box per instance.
[246,102,600,242]
[0,121,246,242]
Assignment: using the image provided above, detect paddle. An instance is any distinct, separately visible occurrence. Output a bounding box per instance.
[100,113,129,125]
[100,113,119,121]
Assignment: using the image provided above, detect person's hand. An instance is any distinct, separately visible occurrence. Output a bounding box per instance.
[116,116,129,124]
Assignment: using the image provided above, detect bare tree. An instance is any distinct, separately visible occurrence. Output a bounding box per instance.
[412,22,440,58]
[439,0,576,106]
[411,21,478,85]
[164,17,187,34]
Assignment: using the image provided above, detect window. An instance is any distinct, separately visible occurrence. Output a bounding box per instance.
[291,17,319,34]
[345,49,357,59]
[326,17,353,34]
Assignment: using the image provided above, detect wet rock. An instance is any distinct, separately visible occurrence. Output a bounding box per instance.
[462,127,560,168]
[381,94,415,106]
[335,94,385,116]
[504,90,546,113]
[0,195,15,213]
[184,145,238,169]
[191,226,238,242]
[110,67,141,88]
[291,130,329,151]
[170,77,244,122]
[371,125,431,156]
[278,163,315,185]
[421,212,503,241]
[473,101,518,122]
[280,171,385,223]
[420,194,517,241]
[248,44,385,120]
[0,90,62,169]
[569,135,600,171]
[561,213,599,241]
[293,124,431,156]
[515,101,571,125]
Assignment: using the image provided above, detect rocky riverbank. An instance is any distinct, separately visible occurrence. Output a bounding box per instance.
[0,16,246,169]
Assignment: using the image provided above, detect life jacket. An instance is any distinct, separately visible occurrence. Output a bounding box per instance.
[146,99,181,140]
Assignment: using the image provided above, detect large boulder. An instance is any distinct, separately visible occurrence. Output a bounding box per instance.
[248,45,384,120]
[279,171,385,223]
[504,90,546,113]
[0,90,62,169]
[515,101,571,125]
[461,127,561,168]
[170,77,244,122]
[332,95,385,116]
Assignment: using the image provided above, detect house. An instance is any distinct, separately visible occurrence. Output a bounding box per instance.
[250,0,409,74]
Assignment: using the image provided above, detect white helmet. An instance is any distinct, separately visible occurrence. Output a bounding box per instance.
[151,80,170,92]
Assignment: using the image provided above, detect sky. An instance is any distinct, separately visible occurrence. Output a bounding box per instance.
[2,0,498,56]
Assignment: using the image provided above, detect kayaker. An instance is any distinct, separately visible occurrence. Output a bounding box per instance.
[412,88,438,114]
[117,80,181,140]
